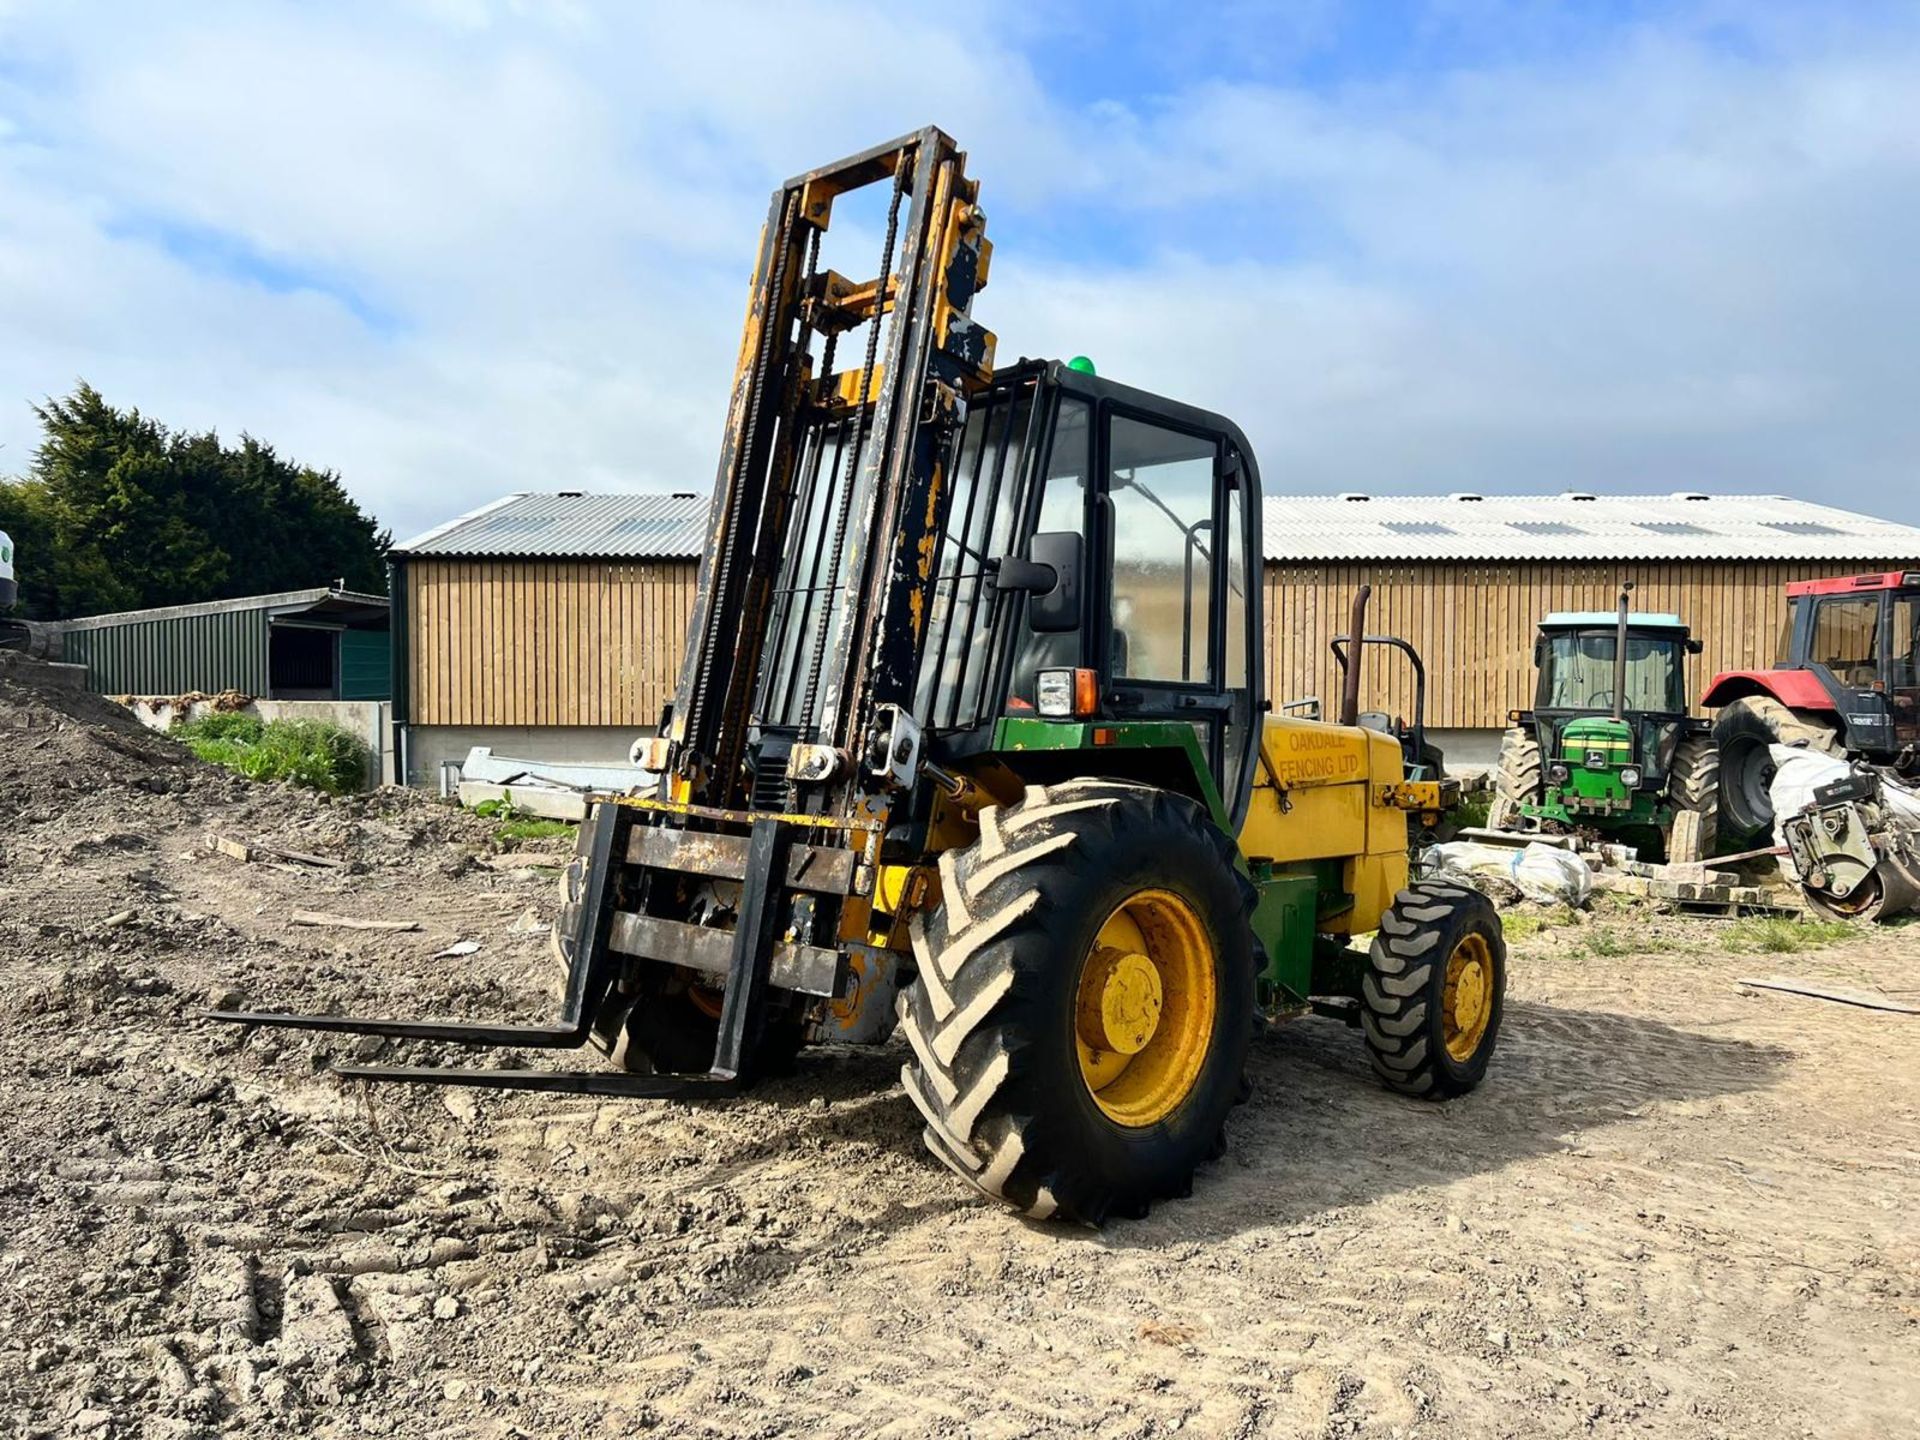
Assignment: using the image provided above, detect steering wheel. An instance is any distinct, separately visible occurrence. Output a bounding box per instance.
[1588,688,1613,708]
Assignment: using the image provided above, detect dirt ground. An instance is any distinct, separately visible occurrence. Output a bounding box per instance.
[3,653,1918,1440]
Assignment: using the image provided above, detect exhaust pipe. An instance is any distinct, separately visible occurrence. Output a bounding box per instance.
[1612,582,1635,722]
[1339,586,1371,727]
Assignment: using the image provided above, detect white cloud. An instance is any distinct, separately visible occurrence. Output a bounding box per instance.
[1,0,1917,548]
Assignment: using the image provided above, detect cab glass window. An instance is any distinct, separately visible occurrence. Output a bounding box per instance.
[1891,595,1918,689]
[1108,416,1215,684]
[1810,596,1880,686]
[1006,397,1091,708]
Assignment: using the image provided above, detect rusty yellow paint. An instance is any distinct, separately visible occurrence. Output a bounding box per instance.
[825,364,886,407]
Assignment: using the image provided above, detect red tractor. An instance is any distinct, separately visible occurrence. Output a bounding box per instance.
[1703,571,1920,841]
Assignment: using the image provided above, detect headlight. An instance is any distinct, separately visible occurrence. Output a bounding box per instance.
[1034,667,1097,718]
[1619,765,1642,788]
[1035,669,1075,717]
[1548,763,1570,784]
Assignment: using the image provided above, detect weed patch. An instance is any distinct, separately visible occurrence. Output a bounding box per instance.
[1722,917,1857,954]
[1502,905,1579,940]
[470,795,577,845]
[495,816,575,843]
[174,714,369,794]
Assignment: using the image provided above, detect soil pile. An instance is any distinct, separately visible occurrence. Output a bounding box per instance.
[1,654,201,809]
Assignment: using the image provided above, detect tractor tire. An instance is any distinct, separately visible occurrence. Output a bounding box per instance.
[1713,697,1843,842]
[897,779,1256,1224]
[1665,733,1719,864]
[1361,882,1505,1099]
[1489,727,1543,832]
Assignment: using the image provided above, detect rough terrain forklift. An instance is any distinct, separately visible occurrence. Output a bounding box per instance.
[216,128,1505,1223]
[1703,570,1920,840]
[1490,587,1718,863]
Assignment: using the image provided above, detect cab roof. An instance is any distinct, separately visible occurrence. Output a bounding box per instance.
[1540,611,1687,631]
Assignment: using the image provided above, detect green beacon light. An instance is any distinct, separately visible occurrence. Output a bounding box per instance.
[1066,355,1097,375]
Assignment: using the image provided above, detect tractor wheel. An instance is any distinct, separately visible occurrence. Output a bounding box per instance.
[1361,882,1505,1099]
[1713,697,1843,842]
[897,779,1256,1224]
[1489,727,1542,832]
[1665,733,1720,863]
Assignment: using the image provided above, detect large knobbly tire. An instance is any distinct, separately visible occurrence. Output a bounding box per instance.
[1362,882,1505,1099]
[1713,696,1844,841]
[897,779,1256,1224]
[1489,727,1543,832]
[1665,732,1719,864]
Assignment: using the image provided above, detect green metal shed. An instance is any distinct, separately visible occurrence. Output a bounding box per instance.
[46,587,390,699]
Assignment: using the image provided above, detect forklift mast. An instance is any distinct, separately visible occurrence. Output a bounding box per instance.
[665,126,996,829]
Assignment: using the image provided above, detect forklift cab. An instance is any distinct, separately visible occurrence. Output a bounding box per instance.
[908,360,1264,828]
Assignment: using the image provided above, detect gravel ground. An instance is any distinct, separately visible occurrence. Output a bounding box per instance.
[3,654,1917,1439]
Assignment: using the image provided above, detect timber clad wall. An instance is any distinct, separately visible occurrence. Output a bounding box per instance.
[405,558,697,727]
[1264,560,1910,729]
[404,554,1908,733]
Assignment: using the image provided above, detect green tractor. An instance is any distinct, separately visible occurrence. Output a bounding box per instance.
[1490,586,1718,863]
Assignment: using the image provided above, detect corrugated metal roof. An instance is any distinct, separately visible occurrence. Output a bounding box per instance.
[394,489,1920,565]
[43,587,389,633]
[1261,493,1920,562]
[393,492,710,559]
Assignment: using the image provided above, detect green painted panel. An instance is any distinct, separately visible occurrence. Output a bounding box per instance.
[988,716,1231,832]
[64,610,269,695]
[339,628,391,701]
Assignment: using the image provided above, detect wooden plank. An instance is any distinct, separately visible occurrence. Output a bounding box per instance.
[289,909,422,933]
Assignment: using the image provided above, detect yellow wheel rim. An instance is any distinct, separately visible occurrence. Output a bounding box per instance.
[1074,889,1216,1127]
[1442,933,1494,1063]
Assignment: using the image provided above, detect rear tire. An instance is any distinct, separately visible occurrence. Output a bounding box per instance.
[1490,727,1543,832]
[1362,882,1505,1099]
[1665,733,1719,863]
[897,779,1255,1224]
[1713,697,1843,841]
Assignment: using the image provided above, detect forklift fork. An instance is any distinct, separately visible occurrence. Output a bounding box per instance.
[206,806,793,1099]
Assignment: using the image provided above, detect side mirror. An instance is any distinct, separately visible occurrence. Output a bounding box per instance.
[1686,638,1704,655]
[1014,531,1082,633]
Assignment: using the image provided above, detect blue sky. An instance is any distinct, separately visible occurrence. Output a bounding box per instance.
[2,0,1918,540]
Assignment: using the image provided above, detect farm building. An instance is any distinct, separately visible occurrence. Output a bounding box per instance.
[390,489,1920,783]
[42,586,391,701]
[389,493,704,785]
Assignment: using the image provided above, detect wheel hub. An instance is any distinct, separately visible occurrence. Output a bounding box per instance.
[1074,890,1217,1128]
[1077,947,1164,1055]
[1442,936,1494,1063]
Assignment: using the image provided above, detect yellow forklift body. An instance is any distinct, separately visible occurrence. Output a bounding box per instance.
[1239,715,1411,934]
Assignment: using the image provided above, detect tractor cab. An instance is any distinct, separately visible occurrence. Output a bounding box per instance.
[1494,591,1717,861]
[1773,573,1920,760]
[1525,610,1699,817]
[1701,571,1920,841]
